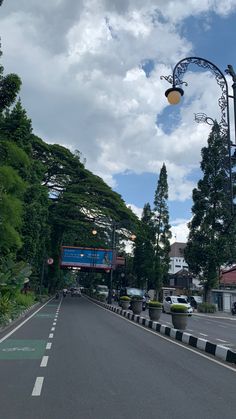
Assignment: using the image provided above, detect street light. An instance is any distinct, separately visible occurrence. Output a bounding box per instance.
[161,56,236,214]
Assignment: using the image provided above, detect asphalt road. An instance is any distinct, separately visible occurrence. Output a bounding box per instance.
[0,296,236,419]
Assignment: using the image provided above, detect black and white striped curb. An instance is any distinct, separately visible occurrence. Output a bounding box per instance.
[89,297,236,365]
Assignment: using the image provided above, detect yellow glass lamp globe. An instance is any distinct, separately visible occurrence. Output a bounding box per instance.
[165,87,184,105]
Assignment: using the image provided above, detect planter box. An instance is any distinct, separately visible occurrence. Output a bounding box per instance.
[131,300,143,315]
[171,313,188,330]
[120,300,130,310]
[148,307,162,321]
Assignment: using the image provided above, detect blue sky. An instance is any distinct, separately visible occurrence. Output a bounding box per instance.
[1,1,236,242]
[114,7,236,237]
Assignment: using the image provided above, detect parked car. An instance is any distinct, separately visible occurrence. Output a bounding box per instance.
[162,295,193,315]
[119,287,150,310]
[96,285,109,299]
[188,295,203,309]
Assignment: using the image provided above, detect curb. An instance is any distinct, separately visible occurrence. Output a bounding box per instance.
[89,297,236,365]
[0,300,46,334]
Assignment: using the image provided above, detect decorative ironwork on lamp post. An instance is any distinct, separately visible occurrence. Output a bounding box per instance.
[194,113,214,126]
[161,56,236,214]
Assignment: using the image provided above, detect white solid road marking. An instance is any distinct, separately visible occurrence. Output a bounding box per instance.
[216,339,228,343]
[223,343,235,347]
[46,342,52,350]
[199,333,208,337]
[40,356,49,367]
[49,333,54,338]
[32,377,44,396]
[0,298,54,344]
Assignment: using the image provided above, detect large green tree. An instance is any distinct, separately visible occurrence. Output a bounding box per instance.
[153,163,171,297]
[185,122,236,300]
[0,49,24,255]
[0,47,21,113]
[0,102,50,281]
[0,165,26,253]
[133,203,155,289]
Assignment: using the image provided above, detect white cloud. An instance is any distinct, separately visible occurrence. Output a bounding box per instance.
[127,204,143,219]
[127,204,190,244]
[170,219,190,244]
[0,0,234,213]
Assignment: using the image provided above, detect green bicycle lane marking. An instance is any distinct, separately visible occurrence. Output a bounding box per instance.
[0,339,47,360]
[35,313,56,318]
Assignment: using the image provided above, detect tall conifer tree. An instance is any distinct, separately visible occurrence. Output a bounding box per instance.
[153,163,171,297]
[133,203,155,289]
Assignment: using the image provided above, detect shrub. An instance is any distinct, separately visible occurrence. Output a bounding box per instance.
[35,295,48,303]
[198,303,216,313]
[148,300,162,308]
[0,295,12,316]
[131,295,143,301]
[98,295,107,302]
[14,292,35,308]
[119,296,131,301]
[171,304,188,313]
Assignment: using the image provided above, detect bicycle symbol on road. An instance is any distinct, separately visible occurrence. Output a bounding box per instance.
[2,347,36,352]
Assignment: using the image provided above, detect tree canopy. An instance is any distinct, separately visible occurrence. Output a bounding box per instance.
[185,122,236,299]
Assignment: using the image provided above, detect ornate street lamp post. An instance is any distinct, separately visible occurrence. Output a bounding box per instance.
[161,56,236,213]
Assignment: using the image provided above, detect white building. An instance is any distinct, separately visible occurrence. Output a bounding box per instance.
[168,242,201,290]
[168,242,189,274]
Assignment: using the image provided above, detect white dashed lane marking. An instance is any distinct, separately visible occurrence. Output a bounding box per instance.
[40,356,49,367]
[32,377,44,396]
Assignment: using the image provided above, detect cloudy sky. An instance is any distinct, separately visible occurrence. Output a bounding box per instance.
[1,0,236,242]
